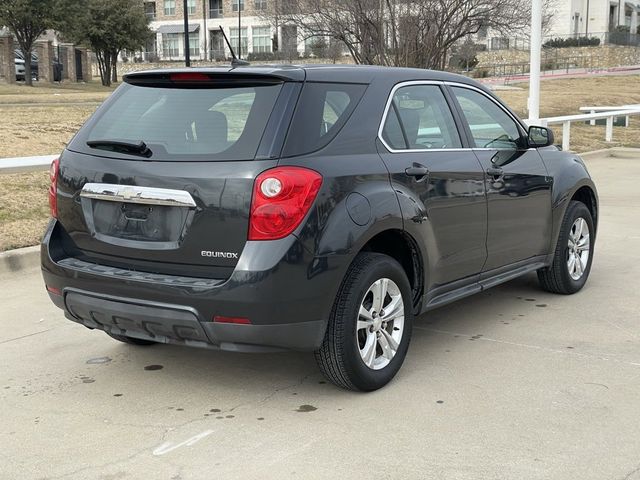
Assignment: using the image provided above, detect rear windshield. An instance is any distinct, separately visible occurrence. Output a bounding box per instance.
[74,82,283,161]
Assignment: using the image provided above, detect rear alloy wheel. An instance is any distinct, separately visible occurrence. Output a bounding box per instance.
[106,332,156,346]
[315,252,413,391]
[357,278,405,370]
[538,200,594,294]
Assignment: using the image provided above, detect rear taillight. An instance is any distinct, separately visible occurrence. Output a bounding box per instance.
[248,167,323,241]
[48,158,59,219]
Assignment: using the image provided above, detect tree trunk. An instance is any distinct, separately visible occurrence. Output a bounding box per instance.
[96,50,112,87]
[24,57,33,86]
[111,51,118,83]
[20,44,34,86]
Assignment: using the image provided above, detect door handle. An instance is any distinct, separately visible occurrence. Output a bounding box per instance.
[405,164,430,180]
[486,167,504,178]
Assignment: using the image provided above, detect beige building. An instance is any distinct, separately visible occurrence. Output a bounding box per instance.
[143,0,304,61]
[547,0,640,37]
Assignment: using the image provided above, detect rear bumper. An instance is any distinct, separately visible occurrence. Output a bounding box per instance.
[42,220,350,352]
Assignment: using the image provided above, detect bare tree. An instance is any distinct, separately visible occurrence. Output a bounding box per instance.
[259,0,555,70]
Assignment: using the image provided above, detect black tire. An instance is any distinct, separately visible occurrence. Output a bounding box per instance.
[314,252,413,391]
[538,200,595,294]
[106,332,156,346]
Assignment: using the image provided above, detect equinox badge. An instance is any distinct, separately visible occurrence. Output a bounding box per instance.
[201,251,239,259]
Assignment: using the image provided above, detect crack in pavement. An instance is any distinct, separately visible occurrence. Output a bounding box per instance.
[0,329,55,345]
[621,462,640,480]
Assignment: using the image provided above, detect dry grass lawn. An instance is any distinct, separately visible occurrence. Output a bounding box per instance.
[494,75,640,152]
[1,75,639,251]
[0,81,113,158]
[0,171,49,251]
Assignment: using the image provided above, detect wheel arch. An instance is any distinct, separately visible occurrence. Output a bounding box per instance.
[570,185,598,232]
[358,229,425,313]
[549,179,598,259]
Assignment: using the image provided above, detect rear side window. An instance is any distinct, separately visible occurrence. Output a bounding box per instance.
[283,82,366,156]
[76,83,283,161]
[381,84,461,150]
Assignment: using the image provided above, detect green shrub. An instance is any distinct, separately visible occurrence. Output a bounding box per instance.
[543,36,600,48]
[246,52,276,62]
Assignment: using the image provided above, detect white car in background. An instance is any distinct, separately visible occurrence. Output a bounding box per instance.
[15,58,25,81]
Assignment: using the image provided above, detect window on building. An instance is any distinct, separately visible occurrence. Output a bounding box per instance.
[164,0,176,15]
[209,0,223,18]
[252,26,271,53]
[189,31,200,56]
[144,1,156,20]
[232,0,245,12]
[255,0,267,10]
[229,27,248,54]
[187,0,196,14]
[163,33,180,57]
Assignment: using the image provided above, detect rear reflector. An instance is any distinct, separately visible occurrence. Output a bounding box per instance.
[213,316,251,325]
[46,285,62,295]
[48,158,59,219]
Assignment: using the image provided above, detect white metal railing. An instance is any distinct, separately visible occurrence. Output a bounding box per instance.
[538,107,640,151]
[0,155,57,174]
[579,105,640,126]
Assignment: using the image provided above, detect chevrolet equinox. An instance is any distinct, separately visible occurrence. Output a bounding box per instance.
[41,65,598,391]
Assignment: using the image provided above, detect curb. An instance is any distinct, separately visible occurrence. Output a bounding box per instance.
[0,245,41,275]
[580,147,640,159]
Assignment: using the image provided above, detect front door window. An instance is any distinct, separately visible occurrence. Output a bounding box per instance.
[451,87,523,150]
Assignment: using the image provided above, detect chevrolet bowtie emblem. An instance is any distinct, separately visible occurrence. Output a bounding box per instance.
[119,186,137,200]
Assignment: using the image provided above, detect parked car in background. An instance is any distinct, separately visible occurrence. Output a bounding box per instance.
[14,58,25,81]
[41,65,598,391]
[14,49,63,82]
[14,49,39,80]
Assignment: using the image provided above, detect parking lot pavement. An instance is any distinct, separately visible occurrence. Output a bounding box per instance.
[1,151,639,480]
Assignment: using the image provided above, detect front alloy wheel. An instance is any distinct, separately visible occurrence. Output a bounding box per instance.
[567,217,590,281]
[538,200,595,294]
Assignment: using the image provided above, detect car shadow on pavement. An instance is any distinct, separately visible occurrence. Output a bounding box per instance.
[94,273,548,395]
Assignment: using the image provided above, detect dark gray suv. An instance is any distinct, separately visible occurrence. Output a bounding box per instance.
[41,65,597,391]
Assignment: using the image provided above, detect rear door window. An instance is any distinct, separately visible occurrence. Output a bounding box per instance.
[283,82,366,156]
[73,82,283,161]
[381,84,462,150]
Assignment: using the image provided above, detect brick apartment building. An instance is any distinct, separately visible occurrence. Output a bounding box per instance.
[143,0,308,61]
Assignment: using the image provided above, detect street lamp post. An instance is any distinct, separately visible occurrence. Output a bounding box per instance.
[183,0,191,67]
[528,0,542,124]
[238,0,242,59]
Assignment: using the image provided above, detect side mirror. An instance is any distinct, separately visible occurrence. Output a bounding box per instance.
[527,126,554,148]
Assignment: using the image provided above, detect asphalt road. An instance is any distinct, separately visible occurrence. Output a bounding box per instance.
[1,150,639,480]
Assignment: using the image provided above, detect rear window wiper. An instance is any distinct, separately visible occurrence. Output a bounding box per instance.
[86,140,152,158]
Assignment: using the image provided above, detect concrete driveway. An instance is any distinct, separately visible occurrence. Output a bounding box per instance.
[1,150,639,480]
